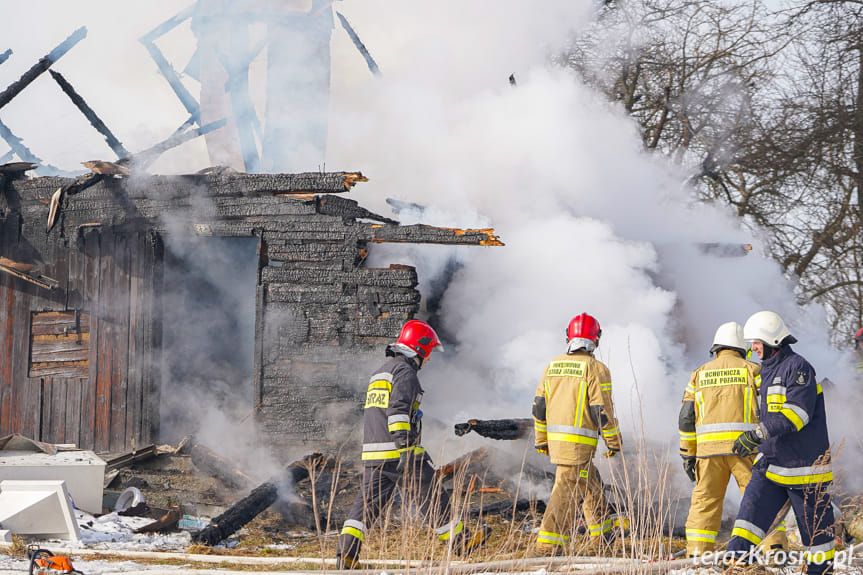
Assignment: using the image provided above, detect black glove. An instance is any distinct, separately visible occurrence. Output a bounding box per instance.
[682,456,696,482]
[604,449,619,458]
[732,429,762,457]
[396,451,411,474]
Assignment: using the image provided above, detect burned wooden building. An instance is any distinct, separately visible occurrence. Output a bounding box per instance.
[0,167,501,453]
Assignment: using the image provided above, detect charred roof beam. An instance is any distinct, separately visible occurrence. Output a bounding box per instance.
[49,70,130,159]
[0,27,87,111]
[365,223,503,246]
[0,49,11,67]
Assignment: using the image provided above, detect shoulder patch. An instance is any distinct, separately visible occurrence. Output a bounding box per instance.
[796,371,807,386]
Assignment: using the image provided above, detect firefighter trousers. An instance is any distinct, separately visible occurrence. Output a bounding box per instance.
[337,456,462,561]
[727,463,834,575]
[686,455,787,556]
[537,461,617,552]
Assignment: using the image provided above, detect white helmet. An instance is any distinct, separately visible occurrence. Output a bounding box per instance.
[743,311,796,347]
[710,321,745,355]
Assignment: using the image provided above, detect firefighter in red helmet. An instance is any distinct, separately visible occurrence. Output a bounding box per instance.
[336,320,487,569]
[532,313,625,554]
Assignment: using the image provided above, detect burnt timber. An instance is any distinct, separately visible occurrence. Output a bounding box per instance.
[0,171,502,452]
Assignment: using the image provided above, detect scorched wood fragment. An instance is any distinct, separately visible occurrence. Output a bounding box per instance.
[454,418,534,440]
[367,223,504,246]
[193,453,323,545]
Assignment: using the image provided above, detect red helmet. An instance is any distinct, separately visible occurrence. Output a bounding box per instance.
[396,320,444,358]
[567,313,602,344]
[856,328,863,342]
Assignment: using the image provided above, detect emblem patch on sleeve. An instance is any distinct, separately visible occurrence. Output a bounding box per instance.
[796,371,807,385]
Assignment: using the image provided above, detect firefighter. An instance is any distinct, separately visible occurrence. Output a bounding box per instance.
[727,311,835,575]
[532,313,624,555]
[679,321,787,557]
[336,320,487,569]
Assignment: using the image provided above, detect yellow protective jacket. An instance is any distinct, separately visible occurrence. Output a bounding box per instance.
[532,350,622,465]
[678,349,760,458]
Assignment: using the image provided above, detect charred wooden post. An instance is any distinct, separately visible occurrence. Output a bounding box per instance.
[189,443,258,490]
[192,452,324,545]
[0,119,71,176]
[454,418,533,441]
[193,481,278,545]
[49,70,130,159]
[0,27,87,111]
[0,49,11,67]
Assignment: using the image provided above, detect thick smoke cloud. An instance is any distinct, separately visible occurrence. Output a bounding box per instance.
[3,1,860,498]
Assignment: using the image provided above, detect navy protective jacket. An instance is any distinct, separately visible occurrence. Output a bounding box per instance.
[757,345,832,487]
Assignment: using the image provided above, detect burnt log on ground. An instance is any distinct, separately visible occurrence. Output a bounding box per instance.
[189,442,258,490]
[454,418,533,440]
[193,452,325,546]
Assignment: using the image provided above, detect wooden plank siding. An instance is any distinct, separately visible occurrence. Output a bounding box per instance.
[0,221,160,451]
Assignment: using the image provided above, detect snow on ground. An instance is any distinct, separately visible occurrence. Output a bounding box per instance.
[75,510,191,550]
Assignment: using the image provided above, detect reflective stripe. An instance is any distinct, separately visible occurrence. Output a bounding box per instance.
[602,426,619,437]
[732,520,765,544]
[754,374,761,388]
[369,372,394,386]
[537,531,569,545]
[766,385,786,396]
[679,431,696,440]
[804,540,836,563]
[435,519,464,540]
[363,441,397,451]
[547,425,599,438]
[588,515,622,537]
[686,529,717,542]
[744,387,754,424]
[765,463,833,486]
[695,423,757,444]
[361,443,425,461]
[547,432,598,446]
[686,384,695,394]
[387,414,411,433]
[779,403,809,430]
[601,382,612,391]
[695,392,705,419]
[534,422,547,431]
[341,519,365,541]
[576,381,587,427]
[696,423,758,434]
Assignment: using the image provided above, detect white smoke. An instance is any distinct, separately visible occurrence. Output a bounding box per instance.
[3,1,860,499]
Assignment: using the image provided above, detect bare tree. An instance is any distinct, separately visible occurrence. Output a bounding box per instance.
[562,0,863,346]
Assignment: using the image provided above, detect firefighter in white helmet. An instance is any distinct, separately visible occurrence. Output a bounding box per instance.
[532,313,625,555]
[678,321,787,557]
[727,311,835,575]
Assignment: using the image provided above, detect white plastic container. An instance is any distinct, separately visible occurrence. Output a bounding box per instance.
[0,450,106,514]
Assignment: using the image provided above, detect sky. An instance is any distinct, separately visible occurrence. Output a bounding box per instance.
[2,1,861,499]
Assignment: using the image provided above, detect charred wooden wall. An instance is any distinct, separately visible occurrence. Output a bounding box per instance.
[0,194,161,451]
[0,171,499,453]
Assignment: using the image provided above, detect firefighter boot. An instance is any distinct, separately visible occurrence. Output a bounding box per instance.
[336,554,361,570]
[454,525,491,557]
